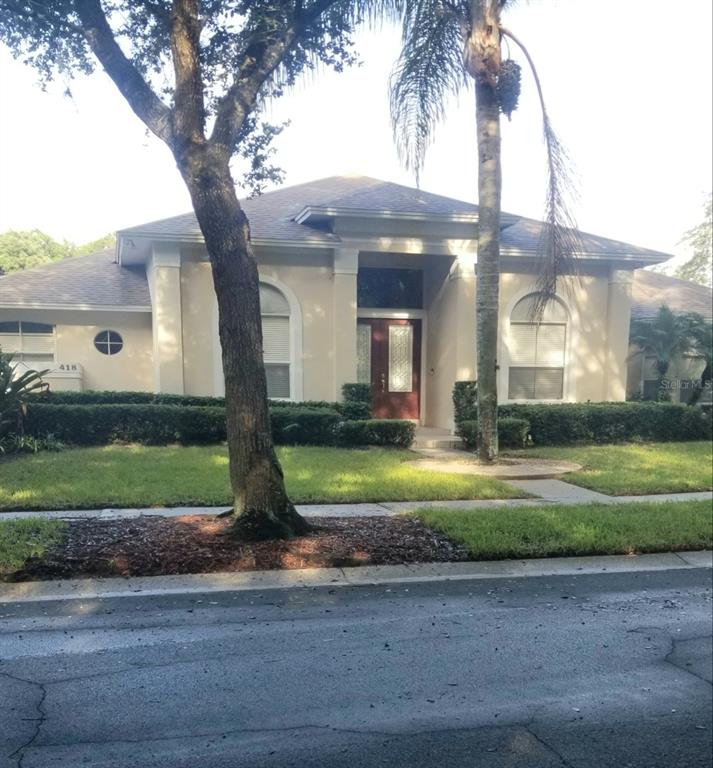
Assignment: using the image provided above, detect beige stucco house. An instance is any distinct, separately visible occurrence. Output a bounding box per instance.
[0,176,671,428]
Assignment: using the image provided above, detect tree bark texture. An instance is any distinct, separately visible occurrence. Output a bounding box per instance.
[177,145,310,540]
[468,0,502,462]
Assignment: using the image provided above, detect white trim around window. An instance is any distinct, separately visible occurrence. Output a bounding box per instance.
[212,276,304,401]
[498,289,576,403]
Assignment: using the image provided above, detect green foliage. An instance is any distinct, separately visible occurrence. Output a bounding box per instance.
[630,306,712,401]
[24,403,228,445]
[0,445,522,511]
[414,500,713,560]
[452,381,478,425]
[0,229,115,274]
[499,402,712,445]
[0,229,70,274]
[497,417,531,449]
[342,383,372,404]
[0,519,66,578]
[72,233,116,257]
[0,346,48,437]
[270,407,341,446]
[512,442,712,496]
[675,194,712,287]
[0,433,64,455]
[456,420,478,450]
[337,400,372,421]
[456,417,530,450]
[630,305,696,380]
[38,389,228,407]
[336,419,415,448]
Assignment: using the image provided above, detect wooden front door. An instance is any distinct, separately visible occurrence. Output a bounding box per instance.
[358,318,421,419]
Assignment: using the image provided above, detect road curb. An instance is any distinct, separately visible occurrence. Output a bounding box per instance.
[1,550,711,604]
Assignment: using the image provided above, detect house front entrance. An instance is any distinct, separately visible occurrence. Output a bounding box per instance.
[357,318,422,420]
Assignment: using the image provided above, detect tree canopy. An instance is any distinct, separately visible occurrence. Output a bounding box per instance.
[0,229,115,274]
[675,194,712,287]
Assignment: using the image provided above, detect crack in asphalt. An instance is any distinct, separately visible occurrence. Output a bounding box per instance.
[524,725,576,768]
[664,634,713,687]
[1,671,47,768]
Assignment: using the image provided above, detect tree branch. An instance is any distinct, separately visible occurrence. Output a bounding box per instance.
[170,0,206,150]
[210,0,340,154]
[209,28,296,153]
[74,0,173,145]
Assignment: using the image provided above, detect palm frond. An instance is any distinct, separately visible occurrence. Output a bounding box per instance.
[390,0,468,182]
[501,26,580,315]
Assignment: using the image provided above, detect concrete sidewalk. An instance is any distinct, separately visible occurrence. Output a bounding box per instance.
[0,483,710,521]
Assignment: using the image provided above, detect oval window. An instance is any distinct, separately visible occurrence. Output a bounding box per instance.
[94,330,123,356]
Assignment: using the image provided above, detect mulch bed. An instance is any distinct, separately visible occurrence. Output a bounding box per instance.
[12,515,468,581]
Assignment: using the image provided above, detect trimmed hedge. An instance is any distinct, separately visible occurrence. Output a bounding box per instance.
[453,381,478,425]
[24,403,227,445]
[36,389,371,419]
[336,419,415,448]
[342,383,372,405]
[457,418,531,451]
[270,407,341,445]
[451,383,711,446]
[23,403,414,447]
[499,402,712,445]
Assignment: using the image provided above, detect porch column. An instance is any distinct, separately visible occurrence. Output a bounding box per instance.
[425,249,476,429]
[452,250,477,381]
[149,242,185,394]
[604,268,633,400]
[332,247,359,400]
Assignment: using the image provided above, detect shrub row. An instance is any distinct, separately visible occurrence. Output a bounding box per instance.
[457,418,531,450]
[336,419,415,448]
[24,403,411,447]
[35,386,373,420]
[499,402,712,445]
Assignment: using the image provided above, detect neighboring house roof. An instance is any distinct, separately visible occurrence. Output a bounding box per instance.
[0,249,151,310]
[631,269,713,320]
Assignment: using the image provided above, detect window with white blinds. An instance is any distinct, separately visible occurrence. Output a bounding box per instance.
[260,284,291,399]
[507,294,567,400]
[0,321,55,365]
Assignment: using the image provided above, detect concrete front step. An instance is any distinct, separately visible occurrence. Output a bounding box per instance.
[412,437,463,449]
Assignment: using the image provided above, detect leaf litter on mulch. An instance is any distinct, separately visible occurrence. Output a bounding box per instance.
[11,515,468,581]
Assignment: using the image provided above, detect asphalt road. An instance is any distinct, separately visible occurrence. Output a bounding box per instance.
[1,567,711,768]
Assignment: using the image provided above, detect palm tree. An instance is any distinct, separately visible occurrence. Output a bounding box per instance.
[390,0,578,461]
[629,306,696,401]
[685,314,712,404]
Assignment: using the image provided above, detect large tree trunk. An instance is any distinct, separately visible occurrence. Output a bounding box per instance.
[468,0,503,463]
[177,145,310,540]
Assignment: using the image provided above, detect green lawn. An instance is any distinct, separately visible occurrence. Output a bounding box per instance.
[0,519,66,577]
[507,441,713,495]
[0,445,522,511]
[415,501,713,560]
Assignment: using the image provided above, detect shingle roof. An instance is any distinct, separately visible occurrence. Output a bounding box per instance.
[500,217,672,260]
[119,175,488,244]
[0,249,150,309]
[1,177,676,313]
[120,175,671,262]
[631,269,712,320]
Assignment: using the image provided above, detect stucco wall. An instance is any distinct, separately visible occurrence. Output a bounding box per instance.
[0,308,153,392]
[179,246,336,400]
[497,266,629,403]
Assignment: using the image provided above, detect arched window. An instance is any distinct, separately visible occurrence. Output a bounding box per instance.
[260,283,291,399]
[507,294,567,400]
